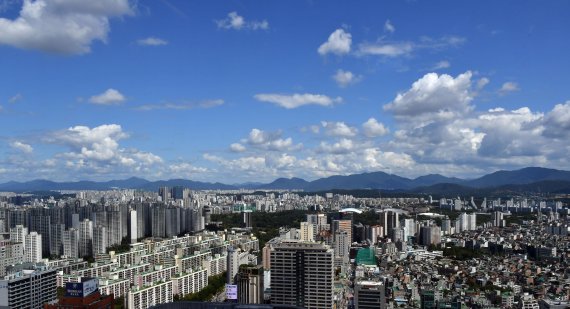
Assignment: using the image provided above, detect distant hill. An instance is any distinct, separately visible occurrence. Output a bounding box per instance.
[410,174,464,187]
[465,167,570,187]
[305,171,412,191]
[258,177,310,190]
[1,166,570,194]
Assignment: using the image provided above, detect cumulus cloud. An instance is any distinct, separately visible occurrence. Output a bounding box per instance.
[362,118,389,137]
[216,11,268,30]
[476,107,543,158]
[89,88,126,105]
[384,20,395,33]
[321,121,358,137]
[317,138,355,154]
[332,69,362,88]
[243,128,302,152]
[0,0,133,54]
[230,143,246,153]
[137,37,168,46]
[542,101,570,138]
[45,124,162,173]
[383,71,474,123]
[10,141,33,153]
[254,93,342,109]
[167,162,208,177]
[318,28,352,56]
[499,81,519,95]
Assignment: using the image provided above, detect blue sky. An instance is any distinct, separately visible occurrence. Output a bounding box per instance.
[0,0,569,183]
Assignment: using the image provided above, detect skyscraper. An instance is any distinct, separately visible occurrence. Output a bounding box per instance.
[237,264,264,304]
[270,240,334,309]
[93,225,108,255]
[332,219,352,243]
[63,228,80,259]
[243,210,252,229]
[379,210,399,237]
[78,219,93,258]
[25,231,42,262]
[129,209,138,242]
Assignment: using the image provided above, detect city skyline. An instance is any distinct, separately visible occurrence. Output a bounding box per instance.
[1,0,570,183]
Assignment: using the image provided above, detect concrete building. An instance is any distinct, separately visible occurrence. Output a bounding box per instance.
[354,280,386,309]
[127,280,173,309]
[78,219,93,258]
[63,228,80,259]
[0,265,57,309]
[236,265,264,304]
[332,219,352,243]
[270,240,334,309]
[419,225,441,246]
[0,238,24,277]
[9,224,27,248]
[93,225,107,255]
[25,231,43,262]
[379,210,399,237]
[242,211,252,229]
[129,209,138,243]
[299,222,314,242]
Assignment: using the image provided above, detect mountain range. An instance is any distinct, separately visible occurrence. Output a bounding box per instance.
[1,167,570,194]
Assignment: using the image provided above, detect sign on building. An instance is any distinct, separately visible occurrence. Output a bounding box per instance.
[65,278,99,298]
[226,284,238,300]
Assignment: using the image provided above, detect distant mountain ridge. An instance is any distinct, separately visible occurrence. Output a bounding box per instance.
[1,167,570,193]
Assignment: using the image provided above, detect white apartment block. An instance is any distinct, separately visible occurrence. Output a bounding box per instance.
[127,280,173,309]
[171,268,208,296]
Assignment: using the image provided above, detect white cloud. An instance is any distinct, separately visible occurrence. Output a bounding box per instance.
[357,36,465,58]
[317,138,355,154]
[89,88,126,105]
[318,28,352,56]
[216,12,268,31]
[332,69,362,88]
[432,60,450,70]
[358,41,413,57]
[135,99,224,111]
[499,81,519,94]
[362,118,389,137]
[137,37,168,46]
[321,121,358,137]
[542,101,570,138]
[384,20,395,33]
[168,162,208,177]
[254,93,342,109]
[476,77,490,90]
[476,107,543,158]
[45,124,163,172]
[9,93,22,103]
[0,0,133,54]
[10,141,33,153]
[230,143,246,153]
[383,71,474,123]
[243,129,301,152]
